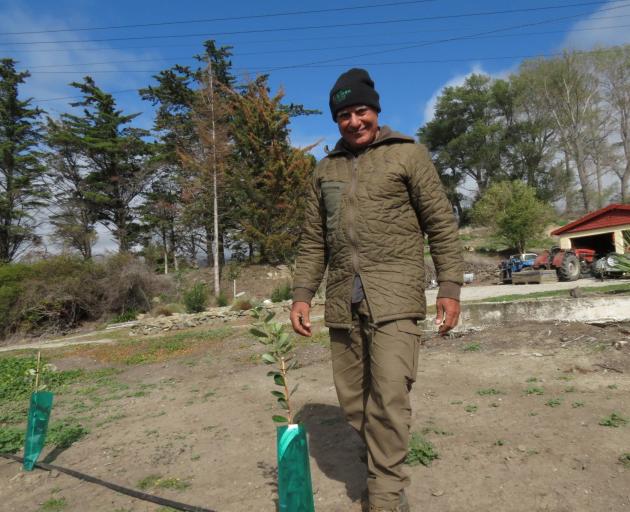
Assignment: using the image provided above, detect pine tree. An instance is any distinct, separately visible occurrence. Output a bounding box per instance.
[0,59,47,262]
[228,76,315,263]
[55,77,154,252]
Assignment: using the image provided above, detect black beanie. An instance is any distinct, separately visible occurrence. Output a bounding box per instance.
[329,68,381,122]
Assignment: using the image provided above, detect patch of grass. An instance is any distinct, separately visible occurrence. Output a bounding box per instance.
[480,283,630,304]
[95,413,127,428]
[0,426,24,453]
[524,386,545,395]
[572,401,585,408]
[599,412,628,428]
[464,404,478,413]
[38,498,67,512]
[545,398,562,408]
[137,474,190,491]
[462,342,480,352]
[0,356,82,406]
[526,377,538,383]
[564,386,576,393]
[47,421,88,448]
[476,388,503,396]
[405,432,439,466]
[619,453,630,468]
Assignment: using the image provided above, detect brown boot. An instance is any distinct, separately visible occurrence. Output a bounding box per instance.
[368,490,410,512]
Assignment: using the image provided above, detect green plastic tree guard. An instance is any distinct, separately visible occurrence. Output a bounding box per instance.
[276,423,315,512]
[23,391,54,471]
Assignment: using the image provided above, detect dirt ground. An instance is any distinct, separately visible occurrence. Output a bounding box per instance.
[1,310,630,512]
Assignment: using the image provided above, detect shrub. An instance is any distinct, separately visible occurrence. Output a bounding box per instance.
[271,281,292,303]
[109,309,138,323]
[231,297,254,311]
[216,291,228,307]
[183,282,208,313]
[0,255,174,339]
[47,420,88,448]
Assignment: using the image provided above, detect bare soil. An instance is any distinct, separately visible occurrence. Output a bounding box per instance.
[1,310,630,512]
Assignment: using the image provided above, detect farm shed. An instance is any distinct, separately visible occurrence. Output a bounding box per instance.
[551,204,630,255]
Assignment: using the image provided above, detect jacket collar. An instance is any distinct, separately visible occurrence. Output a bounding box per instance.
[325,126,415,157]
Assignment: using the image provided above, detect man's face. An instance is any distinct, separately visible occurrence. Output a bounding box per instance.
[336,105,379,150]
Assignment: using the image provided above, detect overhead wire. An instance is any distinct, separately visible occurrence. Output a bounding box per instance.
[0,0,440,36]
[18,19,630,71]
[0,1,623,47]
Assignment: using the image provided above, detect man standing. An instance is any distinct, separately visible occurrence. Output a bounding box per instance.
[290,68,463,512]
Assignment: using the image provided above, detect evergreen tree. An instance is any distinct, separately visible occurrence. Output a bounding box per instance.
[56,77,154,252]
[45,117,98,259]
[227,76,315,263]
[0,59,47,262]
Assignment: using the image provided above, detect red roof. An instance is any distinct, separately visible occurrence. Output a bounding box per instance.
[552,204,630,235]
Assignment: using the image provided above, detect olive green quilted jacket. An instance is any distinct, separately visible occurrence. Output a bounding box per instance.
[293,127,463,329]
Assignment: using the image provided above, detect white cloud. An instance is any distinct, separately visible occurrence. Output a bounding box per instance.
[561,1,630,50]
[0,6,162,117]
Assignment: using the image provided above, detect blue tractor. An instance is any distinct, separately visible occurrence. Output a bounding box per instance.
[499,253,538,283]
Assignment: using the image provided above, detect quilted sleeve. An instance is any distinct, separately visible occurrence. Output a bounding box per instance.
[292,170,327,304]
[405,144,464,299]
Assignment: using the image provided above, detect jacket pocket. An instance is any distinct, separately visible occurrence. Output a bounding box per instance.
[320,181,346,232]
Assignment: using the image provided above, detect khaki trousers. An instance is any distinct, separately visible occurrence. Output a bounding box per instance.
[330,299,422,509]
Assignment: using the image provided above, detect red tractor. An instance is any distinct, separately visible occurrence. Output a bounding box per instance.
[533,247,597,281]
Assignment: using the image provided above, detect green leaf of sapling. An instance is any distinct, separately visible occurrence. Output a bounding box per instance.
[261,353,277,364]
[271,390,285,399]
[290,384,299,396]
[278,398,289,410]
[274,374,286,387]
[272,415,288,423]
[250,328,268,338]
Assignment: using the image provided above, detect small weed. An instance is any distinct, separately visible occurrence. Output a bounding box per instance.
[495,439,505,446]
[464,404,478,413]
[489,402,500,408]
[619,453,630,468]
[477,388,503,396]
[190,454,201,461]
[202,390,216,400]
[564,386,576,393]
[572,401,585,408]
[529,412,538,416]
[38,498,67,512]
[608,384,618,390]
[462,342,480,352]
[599,412,628,428]
[405,432,439,466]
[202,425,216,432]
[421,427,453,436]
[557,375,573,381]
[525,386,545,395]
[450,400,463,405]
[545,398,562,408]
[526,377,538,383]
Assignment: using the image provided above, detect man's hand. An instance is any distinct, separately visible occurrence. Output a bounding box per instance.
[435,297,460,335]
[290,301,312,337]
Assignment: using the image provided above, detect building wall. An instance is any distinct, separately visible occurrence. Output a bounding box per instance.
[557,223,630,253]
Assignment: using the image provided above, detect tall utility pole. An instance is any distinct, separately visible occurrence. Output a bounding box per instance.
[208,59,220,297]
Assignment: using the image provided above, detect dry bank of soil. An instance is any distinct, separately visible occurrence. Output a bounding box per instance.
[1,312,630,512]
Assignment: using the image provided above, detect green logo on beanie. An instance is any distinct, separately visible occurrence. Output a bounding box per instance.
[333,88,351,104]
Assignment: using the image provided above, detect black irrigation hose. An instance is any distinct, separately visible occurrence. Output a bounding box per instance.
[0,453,218,512]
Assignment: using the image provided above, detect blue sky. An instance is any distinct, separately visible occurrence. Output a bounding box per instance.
[1,0,629,252]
